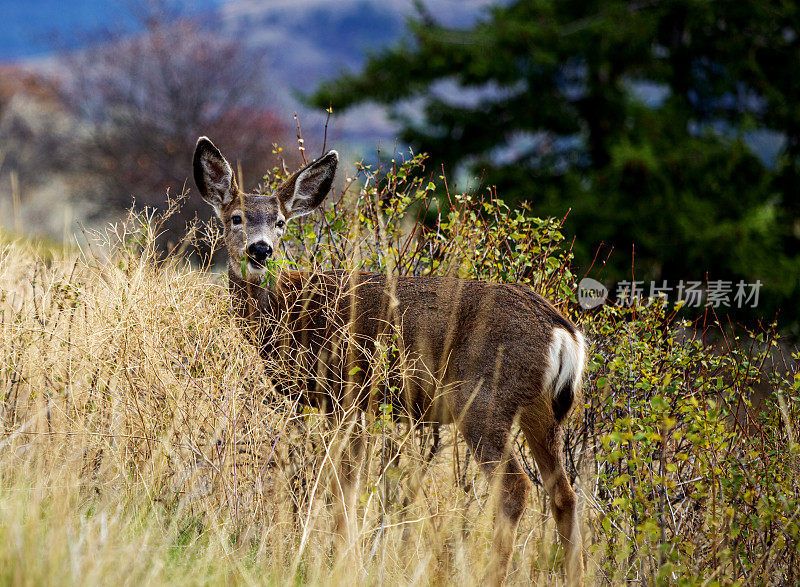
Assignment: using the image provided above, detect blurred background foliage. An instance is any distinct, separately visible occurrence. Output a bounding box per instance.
[311,0,800,335]
[1,0,799,335]
[0,1,297,253]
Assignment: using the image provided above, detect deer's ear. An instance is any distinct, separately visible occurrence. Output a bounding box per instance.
[193,137,237,215]
[280,150,338,219]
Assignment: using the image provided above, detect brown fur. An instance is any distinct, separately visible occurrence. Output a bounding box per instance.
[194,137,585,585]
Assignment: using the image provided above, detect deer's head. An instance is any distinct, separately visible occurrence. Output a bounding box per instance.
[193,136,338,284]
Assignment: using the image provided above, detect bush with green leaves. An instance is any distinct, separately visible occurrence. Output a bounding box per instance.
[259,150,799,582]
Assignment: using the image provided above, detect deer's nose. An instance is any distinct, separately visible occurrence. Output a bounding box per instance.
[247,241,273,264]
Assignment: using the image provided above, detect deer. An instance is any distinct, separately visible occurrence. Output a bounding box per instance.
[193,136,586,585]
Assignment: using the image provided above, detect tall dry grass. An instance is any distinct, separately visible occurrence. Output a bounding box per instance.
[0,206,573,586]
[1,152,798,585]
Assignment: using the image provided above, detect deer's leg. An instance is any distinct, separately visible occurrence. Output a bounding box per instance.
[331,416,365,555]
[521,420,583,586]
[458,416,530,586]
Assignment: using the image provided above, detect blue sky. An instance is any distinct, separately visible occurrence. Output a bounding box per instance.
[1,0,221,61]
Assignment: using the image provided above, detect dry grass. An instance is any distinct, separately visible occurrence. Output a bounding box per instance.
[0,214,574,586]
[3,169,796,585]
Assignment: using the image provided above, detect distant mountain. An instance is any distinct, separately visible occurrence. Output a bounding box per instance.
[218,0,498,83]
[216,0,501,151]
[3,0,500,156]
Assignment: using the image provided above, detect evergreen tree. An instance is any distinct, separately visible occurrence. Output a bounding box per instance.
[311,0,800,331]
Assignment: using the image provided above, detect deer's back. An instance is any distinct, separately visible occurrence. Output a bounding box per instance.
[251,271,578,420]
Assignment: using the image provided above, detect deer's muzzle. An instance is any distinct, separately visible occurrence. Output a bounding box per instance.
[247,241,273,267]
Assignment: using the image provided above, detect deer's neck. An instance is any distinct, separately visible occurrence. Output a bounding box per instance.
[227,268,312,321]
[227,269,313,366]
[227,270,279,322]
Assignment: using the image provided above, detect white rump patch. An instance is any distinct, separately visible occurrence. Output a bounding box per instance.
[544,328,587,401]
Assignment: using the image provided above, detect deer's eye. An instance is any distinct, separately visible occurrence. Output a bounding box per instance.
[231,214,243,226]
[276,219,285,230]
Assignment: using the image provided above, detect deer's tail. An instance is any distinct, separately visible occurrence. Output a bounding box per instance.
[545,328,586,422]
